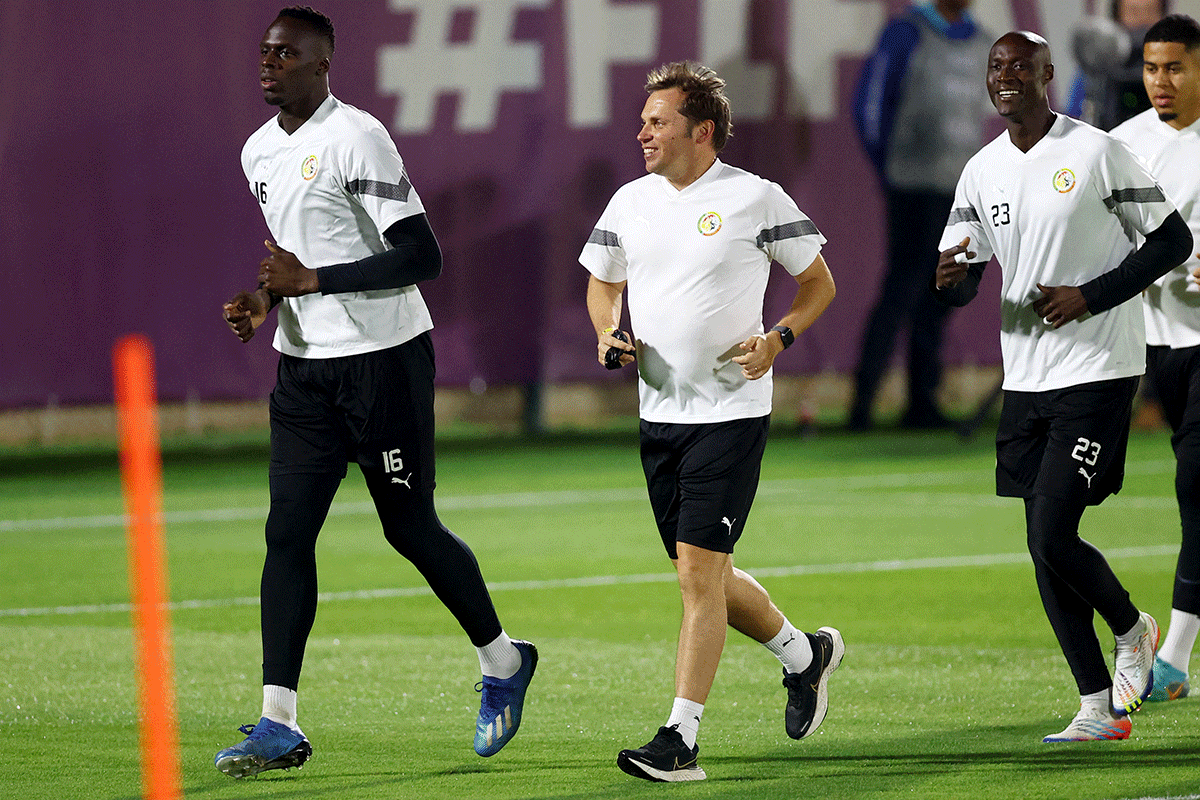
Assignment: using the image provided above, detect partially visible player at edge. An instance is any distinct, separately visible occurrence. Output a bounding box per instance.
[215,6,536,777]
[935,31,1192,741]
[581,61,841,782]
[1111,12,1200,703]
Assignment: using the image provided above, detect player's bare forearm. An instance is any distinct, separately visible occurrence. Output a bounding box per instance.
[779,254,836,335]
[586,274,634,366]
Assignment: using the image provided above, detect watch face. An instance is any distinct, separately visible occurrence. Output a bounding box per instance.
[773,325,794,348]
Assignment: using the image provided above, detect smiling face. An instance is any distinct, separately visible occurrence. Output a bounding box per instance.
[1143,40,1200,129]
[986,33,1054,123]
[637,88,714,189]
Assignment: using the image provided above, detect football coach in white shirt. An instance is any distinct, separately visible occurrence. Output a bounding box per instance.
[935,31,1192,742]
[582,61,839,782]
[1112,12,1200,705]
[216,5,536,777]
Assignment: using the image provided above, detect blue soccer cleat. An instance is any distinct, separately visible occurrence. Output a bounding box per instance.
[214,716,312,778]
[1148,655,1190,702]
[474,640,538,756]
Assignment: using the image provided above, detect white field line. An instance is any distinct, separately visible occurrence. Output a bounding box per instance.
[0,459,1179,618]
[0,460,1178,534]
[0,544,1178,619]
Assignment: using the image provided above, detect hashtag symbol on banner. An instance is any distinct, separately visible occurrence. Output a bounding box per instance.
[377,0,550,134]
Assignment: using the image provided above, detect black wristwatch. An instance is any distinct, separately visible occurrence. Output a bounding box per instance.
[770,324,794,349]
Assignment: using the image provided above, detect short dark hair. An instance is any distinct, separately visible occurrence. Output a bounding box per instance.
[1144,13,1200,50]
[278,5,335,53]
[644,62,732,152]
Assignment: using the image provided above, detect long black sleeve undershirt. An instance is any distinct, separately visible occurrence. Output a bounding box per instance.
[933,210,1194,312]
[1079,210,1193,314]
[315,212,443,294]
[933,261,987,307]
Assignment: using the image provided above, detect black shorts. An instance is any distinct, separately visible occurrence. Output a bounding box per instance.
[639,415,770,559]
[269,333,437,493]
[1148,344,1200,442]
[995,376,1138,505]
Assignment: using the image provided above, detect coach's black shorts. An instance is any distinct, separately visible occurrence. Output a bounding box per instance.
[995,376,1138,506]
[269,333,437,493]
[639,415,770,559]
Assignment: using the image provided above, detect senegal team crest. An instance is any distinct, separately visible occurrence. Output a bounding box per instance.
[301,155,319,181]
[1053,168,1076,193]
[697,211,722,236]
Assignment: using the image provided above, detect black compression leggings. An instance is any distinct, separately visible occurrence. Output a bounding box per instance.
[260,470,503,689]
[1024,494,1140,696]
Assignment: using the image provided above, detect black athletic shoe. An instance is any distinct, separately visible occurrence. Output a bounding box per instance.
[617,725,706,782]
[783,626,845,739]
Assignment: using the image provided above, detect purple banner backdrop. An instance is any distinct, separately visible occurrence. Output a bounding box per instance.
[1,0,1060,409]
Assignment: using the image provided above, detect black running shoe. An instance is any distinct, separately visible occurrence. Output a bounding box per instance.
[783,626,845,739]
[617,725,706,782]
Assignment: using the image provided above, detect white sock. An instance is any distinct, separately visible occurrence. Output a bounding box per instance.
[765,619,813,675]
[1158,608,1200,673]
[666,697,704,749]
[262,684,300,731]
[1115,614,1146,646]
[477,631,521,679]
[1080,687,1115,718]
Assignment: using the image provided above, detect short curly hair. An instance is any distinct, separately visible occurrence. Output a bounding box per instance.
[644,61,732,152]
[277,6,335,53]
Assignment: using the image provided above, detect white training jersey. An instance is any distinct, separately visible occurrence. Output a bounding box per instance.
[242,94,433,359]
[579,160,825,423]
[941,114,1176,392]
[1111,109,1200,349]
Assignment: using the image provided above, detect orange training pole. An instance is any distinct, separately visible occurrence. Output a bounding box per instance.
[114,335,183,800]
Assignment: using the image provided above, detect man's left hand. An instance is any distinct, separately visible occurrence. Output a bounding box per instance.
[258,241,319,296]
[1032,283,1089,328]
[733,334,780,380]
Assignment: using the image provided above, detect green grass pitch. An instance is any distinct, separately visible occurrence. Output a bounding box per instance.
[2,426,1199,799]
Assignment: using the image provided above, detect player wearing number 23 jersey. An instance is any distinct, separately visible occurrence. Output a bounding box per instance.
[934,31,1192,744]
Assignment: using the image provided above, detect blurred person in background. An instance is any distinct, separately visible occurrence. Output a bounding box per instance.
[1070,0,1169,131]
[848,0,993,431]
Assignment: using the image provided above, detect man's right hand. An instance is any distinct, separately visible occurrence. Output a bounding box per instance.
[223,290,269,343]
[597,328,635,368]
[936,237,977,289]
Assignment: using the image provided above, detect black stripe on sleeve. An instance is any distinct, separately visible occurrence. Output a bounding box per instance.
[1102,186,1167,210]
[347,176,413,203]
[947,206,981,224]
[755,219,821,248]
[587,228,620,247]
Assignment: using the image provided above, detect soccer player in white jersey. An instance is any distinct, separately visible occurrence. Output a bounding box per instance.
[581,62,840,782]
[1112,13,1200,704]
[935,31,1193,742]
[214,7,536,777]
